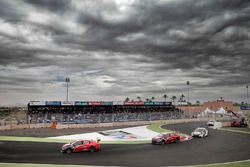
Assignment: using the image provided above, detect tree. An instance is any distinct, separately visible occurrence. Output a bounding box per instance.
[196,100,200,105]
[137,96,141,102]
[151,97,155,101]
[125,97,130,102]
[146,98,150,102]
[171,96,177,103]
[180,94,185,101]
[163,94,168,102]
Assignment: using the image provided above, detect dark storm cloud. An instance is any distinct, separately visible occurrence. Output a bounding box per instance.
[0,0,250,105]
[0,1,26,22]
[25,0,72,12]
[69,0,250,75]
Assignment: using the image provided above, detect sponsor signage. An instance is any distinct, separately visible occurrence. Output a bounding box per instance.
[113,101,124,105]
[240,106,250,110]
[88,102,101,106]
[75,101,88,106]
[29,101,46,106]
[144,102,154,105]
[165,102,172,106]
[45,101,61,106]
[154,102,165,105]
[124,101,144,105]
[101,102,113,106]
[144,101,169,106]
[61,101,74,106]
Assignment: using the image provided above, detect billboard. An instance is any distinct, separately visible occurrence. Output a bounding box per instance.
[88,102,101,106]
[45,101,61,106]
[153,102,165,105]
[101,102,113,106]
[240,106,250,110]
[29,101,46,106]
[75,101,88,106]
[144,102,154,105]
[113,101,124,105]
[61,101,74,106]
[124,101,144,105]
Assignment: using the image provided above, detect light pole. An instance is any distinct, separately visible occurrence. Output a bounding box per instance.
[66,77,70,101]
[187,81,190,116]
[247,85,249,110]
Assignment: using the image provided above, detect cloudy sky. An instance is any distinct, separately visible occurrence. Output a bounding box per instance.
[0,0,249,106]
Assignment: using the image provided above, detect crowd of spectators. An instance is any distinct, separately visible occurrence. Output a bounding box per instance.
[28,105,183,124]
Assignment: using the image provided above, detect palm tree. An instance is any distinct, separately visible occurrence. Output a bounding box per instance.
[163,94,168,102]
[179,94,185,105]
[137,96,141,102]
[171,96,177,103]
[125,97,130,102]
[196,100,200,105]
[151,97,155,101]
[146,98,150,102]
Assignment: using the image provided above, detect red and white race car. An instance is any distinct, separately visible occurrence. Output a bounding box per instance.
[61,139,101,153]
[152,132,180,145]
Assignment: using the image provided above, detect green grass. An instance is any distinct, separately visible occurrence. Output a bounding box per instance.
[146,123,171,133]
[0,163,93,167]
[146,123,189,137]
[0,136,149,144]
[0,136,71,143]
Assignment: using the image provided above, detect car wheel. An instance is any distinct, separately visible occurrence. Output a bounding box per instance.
[89,146,95,152]
[66,149,72,154]
[159,140,164,145]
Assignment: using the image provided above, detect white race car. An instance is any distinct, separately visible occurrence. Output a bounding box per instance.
[191,127,208,138]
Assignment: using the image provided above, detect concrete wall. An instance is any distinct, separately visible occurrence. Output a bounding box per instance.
[0,117,230,131]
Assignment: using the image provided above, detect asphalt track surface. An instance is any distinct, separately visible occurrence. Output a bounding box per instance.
[1,122,250,167]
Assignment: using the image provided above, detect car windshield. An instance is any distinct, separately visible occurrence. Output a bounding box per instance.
[156,134,164,137]
[195,128,204,132]
[72,141,82,146]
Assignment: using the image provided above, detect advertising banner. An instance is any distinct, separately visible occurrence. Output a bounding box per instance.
[113,101,124,105]
[124,101,144,105]
[153,102,165,105]
[29,101,46,106]
[75,101,88,106]
[101,102,113,106]
[45,101,61,106]
[61,101,74,106]
[240,106,250,110]
[144,102,154,105]
[88,102,101,106]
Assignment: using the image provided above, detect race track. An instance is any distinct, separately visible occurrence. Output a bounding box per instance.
[0,122,250,166]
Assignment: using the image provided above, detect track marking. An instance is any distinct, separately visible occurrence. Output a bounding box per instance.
[184,159,250,167]
[219,128,250,135]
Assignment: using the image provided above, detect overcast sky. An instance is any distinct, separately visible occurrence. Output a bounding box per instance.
[0,0,249,106]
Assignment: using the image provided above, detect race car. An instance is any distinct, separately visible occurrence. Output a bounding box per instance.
[152,132,180,145]
[61,139,101,153]
[191,127,208,138]
[207,120,216,126]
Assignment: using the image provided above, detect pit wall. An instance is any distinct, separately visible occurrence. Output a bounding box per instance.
[0,117,231,131]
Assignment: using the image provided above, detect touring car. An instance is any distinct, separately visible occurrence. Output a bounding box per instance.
[152,132,180,145]
[191,127,208,138]
[61,139,101,153]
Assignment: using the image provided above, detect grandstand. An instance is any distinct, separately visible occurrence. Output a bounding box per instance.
[27,101,183,124]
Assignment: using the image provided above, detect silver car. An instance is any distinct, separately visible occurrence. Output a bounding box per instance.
[191,127,208,138]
